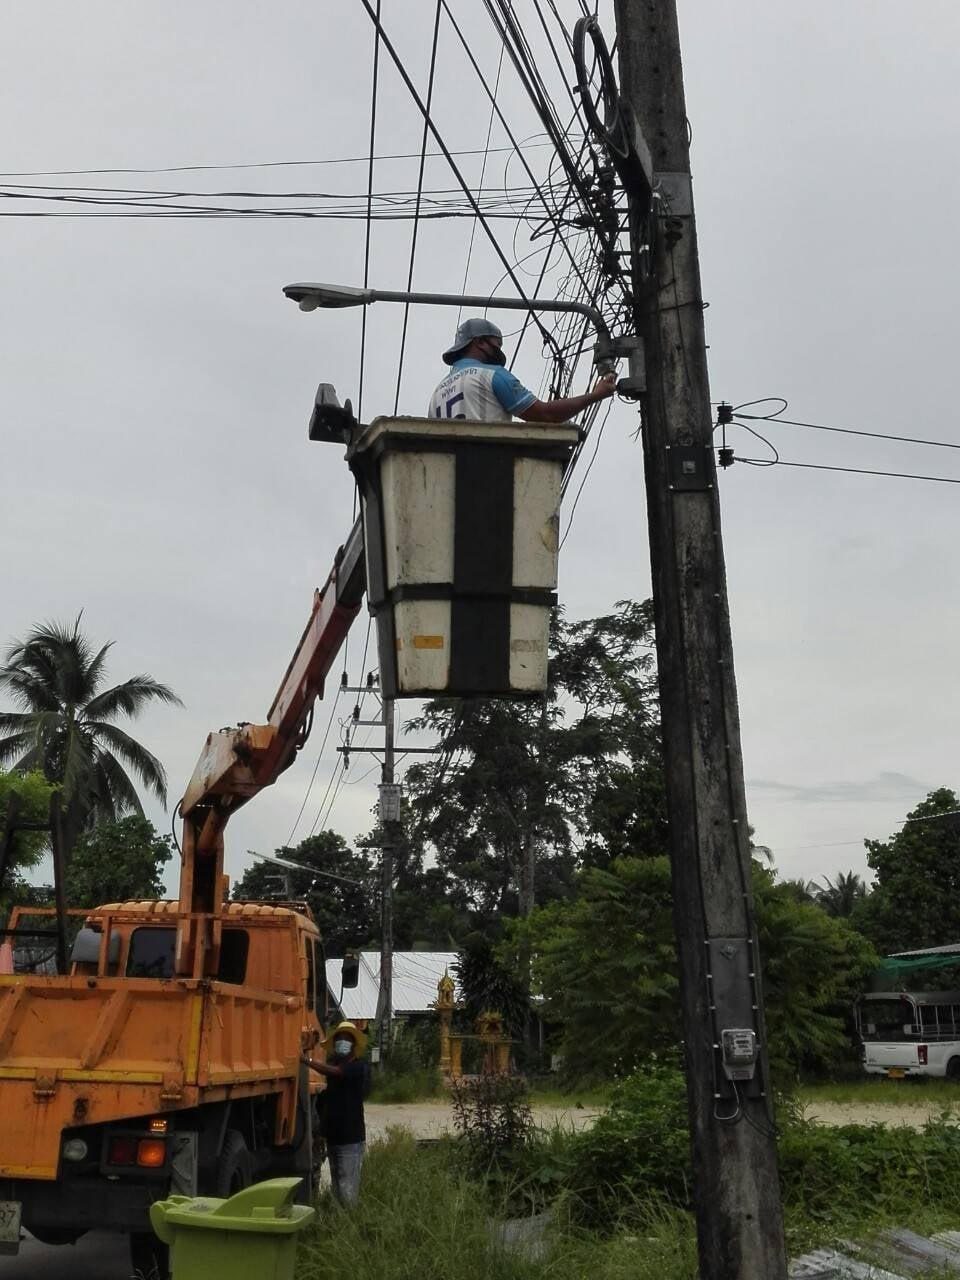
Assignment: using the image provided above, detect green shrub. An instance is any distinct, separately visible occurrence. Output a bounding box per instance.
[450,1073,534,1173]
[563,1061,691,1222]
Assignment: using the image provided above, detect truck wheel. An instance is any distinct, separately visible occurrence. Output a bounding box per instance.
[28,1227,86,1246]
[129,1231,170,1280]
[947,1057,960,1080]
[215,1129,254,1197]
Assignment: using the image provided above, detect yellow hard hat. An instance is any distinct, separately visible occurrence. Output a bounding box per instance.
[324,1020,367,1059]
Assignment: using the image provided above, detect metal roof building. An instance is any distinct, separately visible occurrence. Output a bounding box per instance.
[325,951,458,1020]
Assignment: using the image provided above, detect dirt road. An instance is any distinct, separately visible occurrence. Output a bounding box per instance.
[366,1098,960,1139]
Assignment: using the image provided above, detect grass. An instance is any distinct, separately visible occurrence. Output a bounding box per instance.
[368,1067,446,1104]
[528,1082,614,1109]
[798,1076,960,1109]
[296,1115,960,1280]
[297,1131,701,1280]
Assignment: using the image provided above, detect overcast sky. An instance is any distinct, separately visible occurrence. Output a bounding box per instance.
[2,1,958,895]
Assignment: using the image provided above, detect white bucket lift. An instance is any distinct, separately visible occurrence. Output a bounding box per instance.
[347,417,581,699]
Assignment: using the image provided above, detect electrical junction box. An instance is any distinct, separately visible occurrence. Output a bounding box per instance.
[721,1028,758,1081]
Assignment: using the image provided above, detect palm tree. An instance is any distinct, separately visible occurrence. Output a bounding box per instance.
[0,617,182,849]
[814,870,868,919]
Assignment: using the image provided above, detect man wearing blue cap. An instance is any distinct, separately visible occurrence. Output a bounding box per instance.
[429,317,615,423]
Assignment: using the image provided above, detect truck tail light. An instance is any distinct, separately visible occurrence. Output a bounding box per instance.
[137,1139,167,1168]
[107,1137,138,1166]
[918,1044,929,1065]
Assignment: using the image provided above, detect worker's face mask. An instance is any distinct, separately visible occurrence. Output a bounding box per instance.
[478,339,506,367]
[333,1038,354,1057]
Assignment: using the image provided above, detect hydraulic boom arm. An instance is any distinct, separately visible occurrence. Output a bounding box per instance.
[175,517,365,977]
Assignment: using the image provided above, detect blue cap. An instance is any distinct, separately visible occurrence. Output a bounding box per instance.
[442,317,504,365]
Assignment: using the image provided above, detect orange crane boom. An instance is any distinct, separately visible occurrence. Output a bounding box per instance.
[175,516,365,977]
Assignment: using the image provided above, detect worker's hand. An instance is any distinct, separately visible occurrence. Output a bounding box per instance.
[592,372,617,400]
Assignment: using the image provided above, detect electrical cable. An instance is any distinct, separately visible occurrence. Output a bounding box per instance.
[357,0,382,425]
[358,0,559,360]
[285,686,343,848]
[734,407,960,453]
[395,0,443,415]
[731,457,960,484]
[559,399,612,548]
[458,43,506,323]
[0,142,566,179]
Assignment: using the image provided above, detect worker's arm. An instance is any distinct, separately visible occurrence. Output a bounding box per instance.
[517,373,617,424]
[302,1054,344,1078]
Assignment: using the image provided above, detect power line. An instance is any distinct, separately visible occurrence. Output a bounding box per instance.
[733,403,960,453]
[395,0,443,415]
[284,687,344,848]
[0,142,568,180]
[731,456,960,485]
[358,0,381,426]
[357,0,558,358]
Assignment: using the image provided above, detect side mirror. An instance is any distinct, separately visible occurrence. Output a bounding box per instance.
[341,952,360,989]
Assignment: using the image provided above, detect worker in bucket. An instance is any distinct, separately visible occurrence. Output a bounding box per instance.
[428,317,615,423]
[303,1020,369,1207]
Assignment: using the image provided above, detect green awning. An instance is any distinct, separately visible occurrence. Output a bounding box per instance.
[878,953,960,976]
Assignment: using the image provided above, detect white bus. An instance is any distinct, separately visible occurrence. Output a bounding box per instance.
[856,990,960,1079]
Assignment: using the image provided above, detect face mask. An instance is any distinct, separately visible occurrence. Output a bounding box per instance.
[333,1039,353,1057]
[480,341,506,367]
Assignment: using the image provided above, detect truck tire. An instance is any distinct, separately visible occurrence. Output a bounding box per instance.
[947,1057,960,1080]
[214,1129,254,1198]
[28,1227,86,1246]
[129,1231,170,1280]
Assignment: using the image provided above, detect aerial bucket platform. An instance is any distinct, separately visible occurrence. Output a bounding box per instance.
[347,417,581,699]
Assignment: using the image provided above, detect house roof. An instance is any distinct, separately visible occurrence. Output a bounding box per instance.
[325,951,458,1020]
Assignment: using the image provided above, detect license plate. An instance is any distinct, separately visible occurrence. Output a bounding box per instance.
[887,1068,906,1079]
[0,1201,21,1249]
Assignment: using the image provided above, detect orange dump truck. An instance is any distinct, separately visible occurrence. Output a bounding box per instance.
[0,898,332,1272]
[0,520,366,1272]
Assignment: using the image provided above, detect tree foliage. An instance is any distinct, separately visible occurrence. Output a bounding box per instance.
[64,816,173,908]
[0,617,181,847]
[504,856,875,1082]
[812,870,867,919]
[404,602,664,924]
[0,770,55,918]
[858,788,960,954]
[231,831,377,955]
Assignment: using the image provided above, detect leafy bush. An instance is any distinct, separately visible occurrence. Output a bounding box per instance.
[563,1061,691,1222]
[450,1073,534,1173]
[561,1060,960,1243]
[779,1111,960,1234]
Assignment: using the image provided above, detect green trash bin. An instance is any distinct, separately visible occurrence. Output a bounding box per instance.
[150,1177,315,1280]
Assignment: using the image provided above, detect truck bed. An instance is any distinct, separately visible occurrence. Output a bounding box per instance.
[0,973,301,1177]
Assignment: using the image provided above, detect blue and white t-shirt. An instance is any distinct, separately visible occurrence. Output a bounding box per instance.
[428,358,536,423]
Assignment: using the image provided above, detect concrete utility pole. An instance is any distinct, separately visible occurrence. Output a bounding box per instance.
[376,696,396,1063]
[610,1,788,1275]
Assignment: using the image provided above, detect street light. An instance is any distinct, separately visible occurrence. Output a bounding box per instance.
[282,281,621,372]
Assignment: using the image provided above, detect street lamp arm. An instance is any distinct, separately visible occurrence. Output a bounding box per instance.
[283,281,613,362]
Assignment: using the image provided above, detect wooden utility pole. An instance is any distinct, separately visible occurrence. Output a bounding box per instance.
[610,1,788,1275]
[376,696,396,1063]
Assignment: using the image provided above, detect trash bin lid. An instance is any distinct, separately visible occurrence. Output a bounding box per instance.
[152,1178,314,1235]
